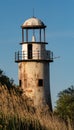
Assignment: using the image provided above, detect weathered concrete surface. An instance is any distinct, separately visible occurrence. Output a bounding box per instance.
[18,61,52,109]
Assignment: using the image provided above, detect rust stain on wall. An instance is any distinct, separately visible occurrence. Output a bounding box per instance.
[26,90,33,93]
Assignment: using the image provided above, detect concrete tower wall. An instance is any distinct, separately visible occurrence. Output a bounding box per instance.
[22,43,46,60]
[18,61,51,108]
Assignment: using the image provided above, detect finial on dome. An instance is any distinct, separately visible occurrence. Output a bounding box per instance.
[33,8,35,18]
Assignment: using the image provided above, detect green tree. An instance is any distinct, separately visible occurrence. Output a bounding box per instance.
[0,69,14,89]
[55,85,74,124]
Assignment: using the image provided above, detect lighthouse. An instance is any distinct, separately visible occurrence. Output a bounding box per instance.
[15,16,53,111]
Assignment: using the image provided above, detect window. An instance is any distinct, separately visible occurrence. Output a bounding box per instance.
[19,80,22,86]
[28,44,32,59]
[38,79,43,86]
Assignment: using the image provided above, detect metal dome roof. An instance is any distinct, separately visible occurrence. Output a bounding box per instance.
[21,17,46,29]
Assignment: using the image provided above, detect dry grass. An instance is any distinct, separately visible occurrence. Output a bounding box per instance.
[0,84,73,130]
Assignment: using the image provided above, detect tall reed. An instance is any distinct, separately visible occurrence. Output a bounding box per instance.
[0,85,73,130]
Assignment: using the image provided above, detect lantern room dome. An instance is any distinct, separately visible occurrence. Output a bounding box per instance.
[21,17,46,29]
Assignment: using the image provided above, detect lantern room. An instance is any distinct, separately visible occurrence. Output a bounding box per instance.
[15,17,53,62]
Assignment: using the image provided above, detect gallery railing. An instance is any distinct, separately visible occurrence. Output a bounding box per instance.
[15,50,53,62]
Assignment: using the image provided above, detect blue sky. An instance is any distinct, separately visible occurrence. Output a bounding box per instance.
[0,0,74,108]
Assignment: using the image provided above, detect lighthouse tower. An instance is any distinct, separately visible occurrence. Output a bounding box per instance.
[15,16,53,111]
